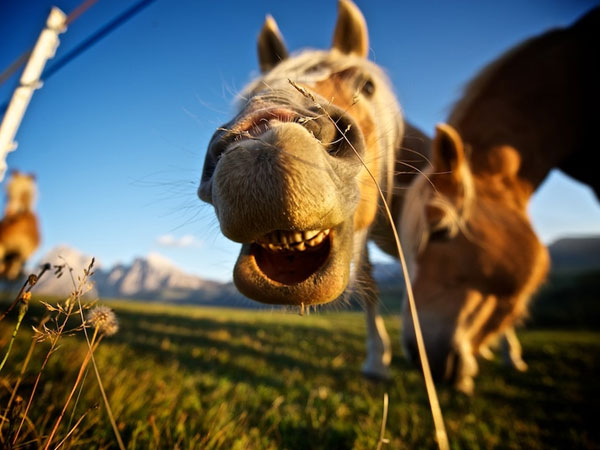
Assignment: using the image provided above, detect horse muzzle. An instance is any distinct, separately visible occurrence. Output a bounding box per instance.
[198,101,366,305]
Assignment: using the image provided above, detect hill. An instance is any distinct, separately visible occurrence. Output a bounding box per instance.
[24,245,253,307]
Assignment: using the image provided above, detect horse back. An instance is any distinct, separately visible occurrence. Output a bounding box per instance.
[557,7,600,198]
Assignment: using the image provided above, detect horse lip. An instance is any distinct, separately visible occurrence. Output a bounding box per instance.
[232,220,353,305]
[232,107,298,137]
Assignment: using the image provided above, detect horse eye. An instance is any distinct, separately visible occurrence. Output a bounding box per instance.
[429,227,451,242]
[306,62,326,74]
[361,78,375,97]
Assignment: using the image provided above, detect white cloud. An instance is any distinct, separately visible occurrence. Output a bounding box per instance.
[156,234,203,249]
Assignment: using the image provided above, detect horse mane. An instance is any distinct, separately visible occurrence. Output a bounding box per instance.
[400,162,475,270]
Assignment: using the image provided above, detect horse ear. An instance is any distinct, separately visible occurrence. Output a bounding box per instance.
[257,15,289,73]
[332,0,369,57]
[489,146,521,178]
[433,123,465,178]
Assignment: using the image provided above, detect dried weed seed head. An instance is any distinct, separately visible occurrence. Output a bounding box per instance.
[87,305,119,336]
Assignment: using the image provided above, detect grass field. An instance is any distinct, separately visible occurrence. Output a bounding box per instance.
[1,293,599,449]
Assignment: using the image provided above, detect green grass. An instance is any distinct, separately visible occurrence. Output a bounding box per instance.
[1,299,599,449]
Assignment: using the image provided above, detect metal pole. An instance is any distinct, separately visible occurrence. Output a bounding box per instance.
[0,7,67,181]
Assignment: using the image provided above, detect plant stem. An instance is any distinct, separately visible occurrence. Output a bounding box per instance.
[42,328,100,450]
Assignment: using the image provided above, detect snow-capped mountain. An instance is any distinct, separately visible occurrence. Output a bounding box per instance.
[29,246,244,305]
[32,245,101,298]
[100,252,224,300]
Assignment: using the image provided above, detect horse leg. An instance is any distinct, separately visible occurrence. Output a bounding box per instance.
[501,326,528,371]
[358,248,391,380]
[478,343,494,360]
[453,291,497,394]
[0,245,6,277]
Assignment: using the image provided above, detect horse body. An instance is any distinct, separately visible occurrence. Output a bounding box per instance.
[401,8,598,393]
[0,171,41,280]
[199,0,434,379]
[450,7,599,196]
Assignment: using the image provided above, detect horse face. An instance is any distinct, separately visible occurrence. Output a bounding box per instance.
[401,124,547,387]
[198,0,402,305]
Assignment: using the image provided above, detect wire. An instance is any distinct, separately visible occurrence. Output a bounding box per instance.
[0,0,158,115]
[0,0,99,86]
[42,0,157,81]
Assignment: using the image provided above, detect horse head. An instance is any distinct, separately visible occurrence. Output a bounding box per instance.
[4,170,37,216]
[199,0,403,306]
[401,124,548,393]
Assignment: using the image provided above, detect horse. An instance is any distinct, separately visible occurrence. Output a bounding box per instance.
[198,0,430,379]
[400,7,599,394]
[0,170,41,280]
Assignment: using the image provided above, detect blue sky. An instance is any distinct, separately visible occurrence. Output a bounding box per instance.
[1,0,599,282]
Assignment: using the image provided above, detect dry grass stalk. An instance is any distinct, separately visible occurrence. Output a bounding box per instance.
[54,404,99,450]
[11,262,94,444]
[0,265,51,376]
[70,261,125,450]
[376,392,390,450]
[289,79,450,450]
[3,257,125,449]
[42,327,102,449]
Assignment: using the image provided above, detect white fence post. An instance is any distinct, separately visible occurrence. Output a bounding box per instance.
[0,6,67,181]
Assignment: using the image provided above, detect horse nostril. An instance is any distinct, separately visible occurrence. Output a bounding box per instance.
[305,104,365,159]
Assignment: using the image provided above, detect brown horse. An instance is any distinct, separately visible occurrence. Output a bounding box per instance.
[198,0,430,378]
[400,8,599,393]
[0,170,41,280]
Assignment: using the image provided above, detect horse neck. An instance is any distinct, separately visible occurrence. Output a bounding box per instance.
[449,22,590,193]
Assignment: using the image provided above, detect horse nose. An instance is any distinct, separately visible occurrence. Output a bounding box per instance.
[198,101,366,207]
[300,103,366,160]
[403,335,456,382]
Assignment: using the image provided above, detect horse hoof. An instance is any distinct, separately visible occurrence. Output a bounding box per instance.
[479,345,494,361]
[512,359,528,372]
[455,376,475,396]
[361,363,391,381]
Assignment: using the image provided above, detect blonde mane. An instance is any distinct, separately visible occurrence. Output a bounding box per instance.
[400,162,475,275]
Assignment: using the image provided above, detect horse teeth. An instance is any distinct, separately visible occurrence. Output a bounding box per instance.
[306,233,322,247]
[304,230,320,240]
[259,228,330,251]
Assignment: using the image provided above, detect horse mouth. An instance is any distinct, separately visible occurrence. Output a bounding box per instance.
[233,222,353,305]
[253,229,331,284]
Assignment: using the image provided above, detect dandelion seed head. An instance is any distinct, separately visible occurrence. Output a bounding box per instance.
[88,305,119,336]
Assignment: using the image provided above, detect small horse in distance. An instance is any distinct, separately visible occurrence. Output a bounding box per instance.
[198,0,430,379]
[400,7,599,394]
[0,170,41,280]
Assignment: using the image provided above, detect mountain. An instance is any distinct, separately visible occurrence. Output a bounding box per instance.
[547,236,600,272]
[28,246,250,307]
[18,235,599,308]
[32,245,102,298]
